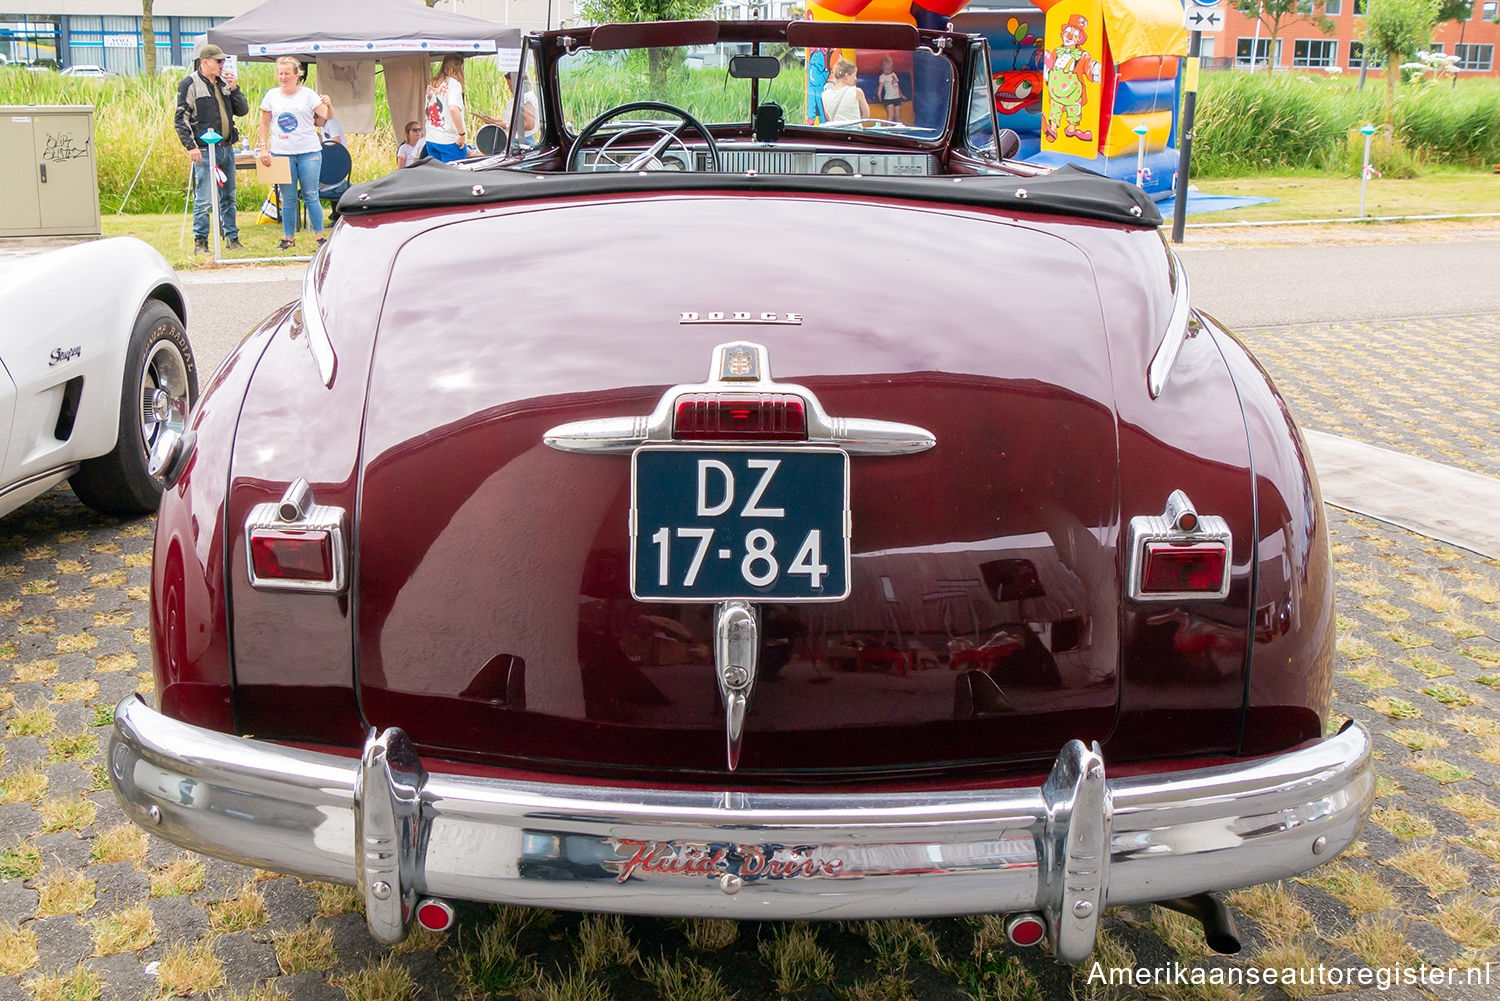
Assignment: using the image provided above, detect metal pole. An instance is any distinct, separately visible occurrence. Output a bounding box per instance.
[1170,30,1202,244]
[204,131,222,262]
[1358,124,1375,219]
[1134,124,1149,188]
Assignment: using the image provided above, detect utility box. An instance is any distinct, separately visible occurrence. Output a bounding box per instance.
[0,105,101,238]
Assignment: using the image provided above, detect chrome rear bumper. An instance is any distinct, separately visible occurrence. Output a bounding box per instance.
[110,696,1372,959]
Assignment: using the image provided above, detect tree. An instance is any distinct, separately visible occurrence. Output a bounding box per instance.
[142,0,155,76]
[1361,0,1439,131]
[576,0,718,87]
[1434,0,1471,24]
[1230,0,1335,73]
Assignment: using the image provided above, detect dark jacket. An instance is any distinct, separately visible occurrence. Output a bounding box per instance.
[175,70,249,150]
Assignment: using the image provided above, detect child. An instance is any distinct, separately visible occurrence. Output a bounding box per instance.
[397,121,425,167]
[877,55,904,122]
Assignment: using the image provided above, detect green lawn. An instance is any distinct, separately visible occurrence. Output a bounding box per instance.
[103,207,322,270]
[1189,168,1500,224]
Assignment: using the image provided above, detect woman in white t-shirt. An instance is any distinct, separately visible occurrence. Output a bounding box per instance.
[423,54,470,163]
[396,121,425,167]
[257,56,331,250]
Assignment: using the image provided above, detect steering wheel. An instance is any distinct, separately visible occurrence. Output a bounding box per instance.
[567,101,721,172]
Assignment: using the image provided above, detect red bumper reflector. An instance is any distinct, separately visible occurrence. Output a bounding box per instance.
[416,899,455,932]
[1006,913,1047,947]
[1142,541,1228,594]
[673,393,807,441]
[249,529,334,583]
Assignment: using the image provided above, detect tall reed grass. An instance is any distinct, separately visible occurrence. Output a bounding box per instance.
[1192,71,1500,176]
[0,60,514,214]
[3,61,1496,211]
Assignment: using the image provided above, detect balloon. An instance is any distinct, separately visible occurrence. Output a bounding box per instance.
[1007,17,1019,34]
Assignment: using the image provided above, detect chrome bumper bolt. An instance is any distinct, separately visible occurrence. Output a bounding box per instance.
[1072,899,1093,918]
[371,881,392,901]
[1312,836,1328,855]
[719,874,743,895]
[145,805,161,825]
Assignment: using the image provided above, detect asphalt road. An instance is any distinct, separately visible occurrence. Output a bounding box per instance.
[1177,225,1500,328]
[181,225,1500,375]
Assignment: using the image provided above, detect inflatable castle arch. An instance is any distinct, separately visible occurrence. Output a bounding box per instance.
[807,0,1188,199]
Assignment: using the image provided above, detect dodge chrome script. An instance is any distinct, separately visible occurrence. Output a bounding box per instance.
[630,446,851,602]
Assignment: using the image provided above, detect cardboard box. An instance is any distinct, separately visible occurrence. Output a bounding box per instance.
[255,155,292,184]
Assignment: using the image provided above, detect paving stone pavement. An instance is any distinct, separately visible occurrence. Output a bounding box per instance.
[0,311,1497,1000]
[1231,312,1500,479]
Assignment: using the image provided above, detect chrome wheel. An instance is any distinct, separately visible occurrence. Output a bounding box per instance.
[139,339,191,473]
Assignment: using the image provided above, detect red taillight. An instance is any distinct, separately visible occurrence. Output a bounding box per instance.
[249,529,334,583]
[1141,541,1228,594]
[673,393,807,441]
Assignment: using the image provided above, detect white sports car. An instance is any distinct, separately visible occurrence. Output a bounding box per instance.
[0,237,196,518]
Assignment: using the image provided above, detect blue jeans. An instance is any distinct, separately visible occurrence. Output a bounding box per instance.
[278,149,324,240]
[191,144,238,241]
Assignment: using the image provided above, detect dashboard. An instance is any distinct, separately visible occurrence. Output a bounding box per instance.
[576,143,938,176]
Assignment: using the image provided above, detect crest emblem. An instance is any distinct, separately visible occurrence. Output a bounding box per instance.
[720,346,759,382]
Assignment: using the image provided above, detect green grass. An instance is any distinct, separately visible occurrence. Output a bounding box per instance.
[1187,168,1500,224]
[1193,72,1500,176]
[8,60,1498,220]
[0,60,515,214]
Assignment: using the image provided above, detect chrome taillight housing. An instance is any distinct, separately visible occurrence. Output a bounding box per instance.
[1127,490,1231,601]
[245,478,348,594]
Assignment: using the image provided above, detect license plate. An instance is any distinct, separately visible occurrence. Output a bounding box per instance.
[631,446,850,602]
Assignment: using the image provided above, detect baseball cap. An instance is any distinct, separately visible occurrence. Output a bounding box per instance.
[198,43,226,61]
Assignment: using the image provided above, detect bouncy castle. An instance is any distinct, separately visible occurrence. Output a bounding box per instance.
[807,0,1188,199]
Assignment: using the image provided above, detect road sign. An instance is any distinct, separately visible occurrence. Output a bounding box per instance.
[1183,8,1225,31]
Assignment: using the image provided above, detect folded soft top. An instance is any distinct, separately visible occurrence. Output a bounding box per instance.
[339,162,1163,228]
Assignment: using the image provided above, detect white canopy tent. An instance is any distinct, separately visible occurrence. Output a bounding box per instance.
[208,0,523,136]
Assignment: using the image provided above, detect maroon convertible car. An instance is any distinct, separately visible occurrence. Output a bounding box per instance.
[113,18,1372,959]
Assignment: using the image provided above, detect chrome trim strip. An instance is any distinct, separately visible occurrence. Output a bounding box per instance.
[298,256,337,388]
[544,341,936,455]
[111,697,1372,952]
[0,463,79,500]
[1126,490,1232,602]
[1147,251,1194,400]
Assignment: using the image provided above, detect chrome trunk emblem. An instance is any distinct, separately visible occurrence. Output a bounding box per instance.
[720,344,759,381]
[679,311,803,325]
[543,341,937,456]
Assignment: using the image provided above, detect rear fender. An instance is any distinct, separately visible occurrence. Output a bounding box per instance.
[224,231,394,743]
[1205,314,1333,753]
[152,308,278,731]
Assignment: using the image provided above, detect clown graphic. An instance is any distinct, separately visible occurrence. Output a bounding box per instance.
[1043,14,1101,143]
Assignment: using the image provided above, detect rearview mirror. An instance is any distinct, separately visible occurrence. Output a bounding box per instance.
[729,55,781,80]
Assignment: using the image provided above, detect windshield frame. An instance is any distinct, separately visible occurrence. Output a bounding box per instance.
[531,21,975,152]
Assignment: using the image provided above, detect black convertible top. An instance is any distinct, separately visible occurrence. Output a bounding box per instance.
[338,162,1163,228]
